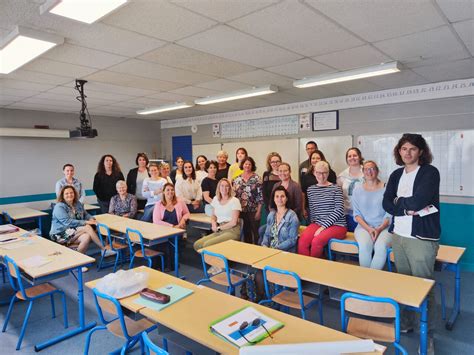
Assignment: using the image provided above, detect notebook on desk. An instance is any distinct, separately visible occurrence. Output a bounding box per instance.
[134,283,194,311]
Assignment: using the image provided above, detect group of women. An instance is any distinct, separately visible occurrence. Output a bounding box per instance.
[50,145,393,273]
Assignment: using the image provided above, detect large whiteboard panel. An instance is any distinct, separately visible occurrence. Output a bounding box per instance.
[358,130,474,196]
[224,139,300,181]
[298,136,353,175]
[192,143,222,165]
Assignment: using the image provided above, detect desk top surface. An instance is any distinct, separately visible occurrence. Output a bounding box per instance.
[201,240,282,265]
[83,204,100,211]
[2,207,48,219]
[436,245,466,264]
[253,252,434,308]
[0,230,94,279]
[188,213,212,224]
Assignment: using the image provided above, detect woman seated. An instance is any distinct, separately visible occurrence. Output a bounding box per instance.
[352,161,392,270]
[193,178,241,251]
[175,161,204,213]
[298,161,347,258]
[153,183,190,229]
[50,186,108,255]
[201,160,219,216]
[141,163,167,222]
[109,180,137,218]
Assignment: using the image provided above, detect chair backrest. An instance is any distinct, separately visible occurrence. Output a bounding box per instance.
[92,288,133,339]
[4,256,28,298]
[263,266,300,289]
[2,212,13,224]
[96,223,111,247]
[142,331,169,355]
[202,250,226,269]
[126,227,146,255]
[328,239,359,261]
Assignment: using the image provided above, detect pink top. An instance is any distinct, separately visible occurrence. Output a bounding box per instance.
[153,198,190,226]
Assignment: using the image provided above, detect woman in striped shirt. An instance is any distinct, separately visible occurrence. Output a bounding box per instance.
[298,161,347,258]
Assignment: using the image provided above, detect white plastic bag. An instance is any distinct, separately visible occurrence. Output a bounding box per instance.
[95,269,148,299]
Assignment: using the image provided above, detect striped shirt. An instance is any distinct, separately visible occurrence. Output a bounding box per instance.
[307,184,346,228]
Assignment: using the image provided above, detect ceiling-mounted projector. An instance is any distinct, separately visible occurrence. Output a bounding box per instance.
[70,79,98,138]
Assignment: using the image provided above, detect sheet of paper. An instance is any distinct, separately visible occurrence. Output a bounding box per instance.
[19,255,52,268]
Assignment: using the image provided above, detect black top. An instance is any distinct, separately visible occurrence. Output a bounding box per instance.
[262,171,281,210]
[93,172,124,202]
[215,163,230,181]
[170,168,182,184]
[126,167,149,195]
[201,177,218,203]
[163,208,179,226]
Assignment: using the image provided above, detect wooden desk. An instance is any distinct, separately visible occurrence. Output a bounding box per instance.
[1,207,48,235]
[188,213,212,230]
[201,240,282,265]
[94,214,185,277]
[83,204,100,215]
[89,266,360,355]
[0,229,96,351]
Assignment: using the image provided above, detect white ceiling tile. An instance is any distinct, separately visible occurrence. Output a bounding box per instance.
[20,97,79,109]
[110,101,151,109]
[412,58,474,82]
[261,91,307,105]
[34,91,117,107]
[329,80,382,95]
[63,81,157,98]
[177,25,303,67]
[366,70,430,89]
[138,44,255,77]
[195,79,251,91]
[22,58,98,78]
[0,79,55,92]
[436,0,474,22]
[4,70,72,86]
[146,92,197,102]
[307,0,446,42]
[227,69,294,89]
[169,86,220,98]
[6,102,75,113]
[283,86,342,100]
[211,97,271,111]
[453,20,474,56]
[42,43,128,70]
[230,0,364,56]
[313,45,392,70]
[108,59,217,85]
[0,87,41,98]
[374,26,467,63]
[171,0,279,22]
[265,59,333,79]
[103,0,216,41]
[84,71,183,91]
[127,97,175,106]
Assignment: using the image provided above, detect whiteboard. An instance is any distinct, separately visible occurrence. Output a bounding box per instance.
[357,130,474,197]
[192,143,222,164]
[298,136,353,175]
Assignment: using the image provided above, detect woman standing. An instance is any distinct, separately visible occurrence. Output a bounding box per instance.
[153,183,190,229]
[93,154,124,213]
[298,161,347,258]
[216,150,231,181]
[109,180,138,219]
[337,147,364,232]
[193,178,241,251]
[201,160,219,215]
[271,162,303,218]
[126,153,150,210]
[159,162,173,184]
[175,161,204,213]
[141,163,167,222]
[55,163,86,203]
[228,147,248,182]
[233,157,263,245]
[195,155,208,183]
[352,161,391,269]
[262,152,281,211]
[170,156,184,184]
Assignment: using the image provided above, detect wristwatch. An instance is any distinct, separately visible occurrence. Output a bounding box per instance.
[217,226,221,232]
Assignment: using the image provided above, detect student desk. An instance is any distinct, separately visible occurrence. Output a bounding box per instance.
[253,251,434,355]
[83,204,100,215]
[1,207,48,235]
[88,266,365,355]
[94,214,185,277]
[0,230,96,351]
[200,240,282,265]
[188,213,212,230]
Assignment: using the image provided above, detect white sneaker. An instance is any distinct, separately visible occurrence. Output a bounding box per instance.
[103,249,117,257]
[81,267,89,273]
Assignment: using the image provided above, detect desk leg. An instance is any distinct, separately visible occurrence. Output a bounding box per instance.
[173,235,179,278]
[34,267,96,351]
[37,216,43,236]
[419,298,428,355]
[446,263,461,330]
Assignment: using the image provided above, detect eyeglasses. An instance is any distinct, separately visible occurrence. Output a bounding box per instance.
[238,318,273,344]
[364,167,377,173]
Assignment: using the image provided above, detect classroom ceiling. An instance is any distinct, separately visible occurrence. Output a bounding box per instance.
[0,0,473,121]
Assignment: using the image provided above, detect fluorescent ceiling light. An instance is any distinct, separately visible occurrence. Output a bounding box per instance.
[195,85,279,105]
[41,0,128,24]
[0,26,63,74]
[137,102,195,115]
[293,62,401,88]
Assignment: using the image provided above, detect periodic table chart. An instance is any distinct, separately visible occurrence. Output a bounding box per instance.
[221,115,299,139]
[358,130,474,197]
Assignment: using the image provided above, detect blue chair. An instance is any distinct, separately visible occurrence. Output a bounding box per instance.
[97,223,128,272]
[328,238,359,264]
[126,228,165,271]
[84,288,157,355]
[197,250,252,298]
[2,256,68,350]
[141,331,169,355]
[259,266,323,323]
[386,247,446,320]
[340,292,407,355]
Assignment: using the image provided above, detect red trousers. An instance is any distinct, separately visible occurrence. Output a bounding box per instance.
[298,223,347,258]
